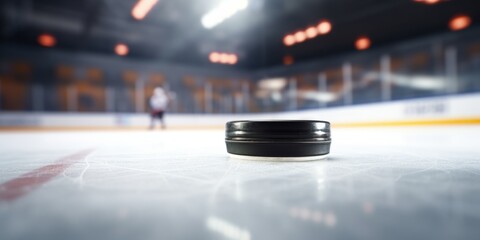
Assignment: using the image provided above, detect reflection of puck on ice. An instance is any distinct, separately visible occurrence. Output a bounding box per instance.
[225,120,331,161]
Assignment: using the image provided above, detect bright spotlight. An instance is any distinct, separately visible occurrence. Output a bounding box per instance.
[209,52,238,65]
[38,33,56,47]
[449,14,471,31]
[294,31,306,43]
[132,0,159,20]
[115,43,129,56]
[355,36,371,50]
[201,0,249,29]
[227,54,238,64]
[413,0,441,5]
[305,26,318,39]
[219,53,230,64]
[209,52,220,63]
[317,20,332,35]
[283,35,296,46]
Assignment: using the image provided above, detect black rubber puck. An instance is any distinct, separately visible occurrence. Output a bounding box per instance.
[225,120,331,160]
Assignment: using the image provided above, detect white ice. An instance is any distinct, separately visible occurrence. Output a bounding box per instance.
[0,126,480,240]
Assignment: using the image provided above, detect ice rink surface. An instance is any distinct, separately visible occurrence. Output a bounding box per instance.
[1,126,480,240]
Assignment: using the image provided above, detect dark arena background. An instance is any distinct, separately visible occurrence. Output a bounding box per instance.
[1,1,480,240]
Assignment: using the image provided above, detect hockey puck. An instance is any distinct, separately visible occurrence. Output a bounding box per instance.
[225,120,331,161]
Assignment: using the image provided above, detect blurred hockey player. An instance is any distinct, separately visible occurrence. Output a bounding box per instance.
[149,87,169,129]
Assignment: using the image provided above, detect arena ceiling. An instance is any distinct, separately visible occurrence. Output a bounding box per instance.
[1,0,479,69]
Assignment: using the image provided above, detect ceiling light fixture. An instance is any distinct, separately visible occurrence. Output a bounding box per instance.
[209,52,220,63]
[115,43,129,56]
[38,33,56,47]
[201,0,249,29]
[132,0,159,20]
[294,31,307,43]
[283,19,332,46]
[283,35,296,46]
[317,20,332,35]
[227,54,238,65]
[449,14,471,31]
[219,53,230,64]
[209,52,238,65]
[413,0,442,5]
[355,36,371,50]
[306,27,318,39]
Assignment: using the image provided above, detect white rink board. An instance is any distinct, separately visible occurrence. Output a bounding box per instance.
[0,126,480,240]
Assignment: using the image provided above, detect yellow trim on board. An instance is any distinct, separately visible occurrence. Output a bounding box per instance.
[333,118,480,127]
[0,117,479,131]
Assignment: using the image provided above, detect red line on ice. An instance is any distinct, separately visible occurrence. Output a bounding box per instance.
[0,149,94,202]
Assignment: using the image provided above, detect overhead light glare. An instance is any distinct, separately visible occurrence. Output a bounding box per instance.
[294,31,306,43]
[413,0,441,5]
[219,53,230,64]
[209,52,220,63]
[132,0,159,20]
[283,35,295,46]
[201,0,249,29]
[449,14,471,31]
[283,19,332,46]
[115,43,129,56]
[227,54,238,64]
[38,33,56,47]
[305,27,318,39]
[317,20,332,35]
[209,52,238,65]
[355,36,371,50]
